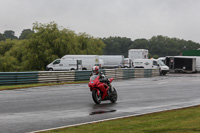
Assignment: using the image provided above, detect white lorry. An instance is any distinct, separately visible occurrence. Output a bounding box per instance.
[46,58,82,71]
[61,55,100,70]
[98,55,124,69]
[128,49,148,59]
[127,49,149,68]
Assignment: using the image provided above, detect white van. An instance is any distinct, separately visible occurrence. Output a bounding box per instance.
[133,59,158,69]
[46,58,82,71]
[133,59,169,75]
[157,59,169,75]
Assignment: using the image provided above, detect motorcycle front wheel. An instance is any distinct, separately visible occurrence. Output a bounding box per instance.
[109,87,118,103]
[92,89,101,104]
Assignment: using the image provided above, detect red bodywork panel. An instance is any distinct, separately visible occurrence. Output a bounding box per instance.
[88,75,113,100]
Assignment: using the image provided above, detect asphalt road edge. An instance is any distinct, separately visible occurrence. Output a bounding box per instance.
[27,103,200,133]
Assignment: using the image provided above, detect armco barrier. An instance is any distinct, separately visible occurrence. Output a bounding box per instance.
[0,68,160,86]
[104,69,116,79]
[75,70,91,81]
[152,69,160,76]
[123,69,135,79]
[38,71,75,83]
[134,69,144,78]
[116,69,124,79]
[105,69,131,79]
[0,72,38,85]
[144,69,152,77]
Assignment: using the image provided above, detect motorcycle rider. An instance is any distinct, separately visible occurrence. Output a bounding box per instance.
[90,66,112,96]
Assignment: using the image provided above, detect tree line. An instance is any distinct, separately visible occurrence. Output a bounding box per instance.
[102,36,200,58]
[0,22,105,72]
[1,22,200,72]
[0,29,34,41]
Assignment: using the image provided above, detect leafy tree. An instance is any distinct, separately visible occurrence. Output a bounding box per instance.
[3,30,18,39]
[77,33,105,55]
[0,40,26,71]
[0,40,15,55]
[19,29,34,40]
[22,22,105,71]
[22,22,74,70]
[0,22,105,71]
[102,36,132,57]
[0,33,6,41]
[129,38,149,50]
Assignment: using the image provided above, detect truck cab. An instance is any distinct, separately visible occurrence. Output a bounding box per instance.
[157,59,169,75]
[124,58,132,68]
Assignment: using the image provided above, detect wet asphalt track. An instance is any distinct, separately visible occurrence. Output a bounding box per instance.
[0,73,200,133]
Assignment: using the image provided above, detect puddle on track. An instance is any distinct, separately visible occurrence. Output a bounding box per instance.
[89,110,117,115]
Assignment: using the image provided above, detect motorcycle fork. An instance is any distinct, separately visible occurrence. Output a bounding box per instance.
[97,89,100,96]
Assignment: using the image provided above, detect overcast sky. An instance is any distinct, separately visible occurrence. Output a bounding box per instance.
[1,0,200,42]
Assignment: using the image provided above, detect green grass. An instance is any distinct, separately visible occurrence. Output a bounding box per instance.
[39,106,200,133]
[0,81,88,91]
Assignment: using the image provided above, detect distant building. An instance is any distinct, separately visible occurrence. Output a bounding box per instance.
[182,50,200,56]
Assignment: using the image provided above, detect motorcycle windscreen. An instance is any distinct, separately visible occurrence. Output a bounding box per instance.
[90,75,99,81]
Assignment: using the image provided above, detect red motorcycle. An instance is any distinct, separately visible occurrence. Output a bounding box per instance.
[88,75,118,104]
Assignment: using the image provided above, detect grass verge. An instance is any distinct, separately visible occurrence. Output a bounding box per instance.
[38,105,200,133]
[0,81,88,91]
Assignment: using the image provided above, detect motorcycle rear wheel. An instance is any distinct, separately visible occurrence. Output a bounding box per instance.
[109,87,118,103]
[92,89,101,104]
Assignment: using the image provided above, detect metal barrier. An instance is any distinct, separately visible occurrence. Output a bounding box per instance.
[75,70,91,81]
[134,69,144,78]
[0,72,38,85]
[123,69,135,79]
[152,69,160,76]
[105,68,159,79]
[0,68,160,86]
[104,69,116,79]
[144,69,152,77]
[38,71,75,83]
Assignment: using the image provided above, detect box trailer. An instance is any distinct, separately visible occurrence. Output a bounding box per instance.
[165,56,197,73]
[196,57,200,72]
[181,56,200,72]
